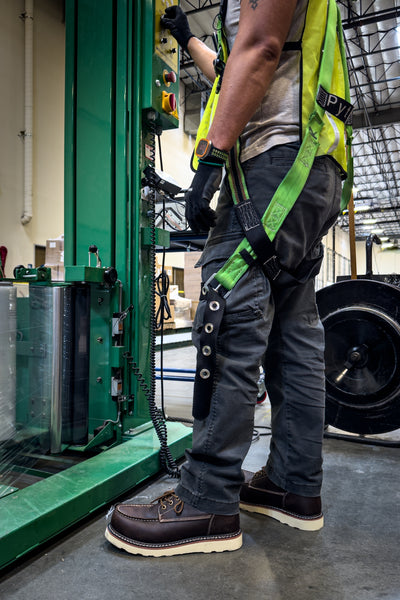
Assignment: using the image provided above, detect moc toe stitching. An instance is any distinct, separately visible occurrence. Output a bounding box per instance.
[115,506,157,521]
[116,516,156,522]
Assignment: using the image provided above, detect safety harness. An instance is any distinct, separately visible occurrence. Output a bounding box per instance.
[192,0,353,419]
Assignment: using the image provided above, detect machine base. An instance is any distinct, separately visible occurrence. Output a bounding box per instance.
[0,422,191,571]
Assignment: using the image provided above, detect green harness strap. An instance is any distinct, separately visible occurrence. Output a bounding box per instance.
[210,0,353,293]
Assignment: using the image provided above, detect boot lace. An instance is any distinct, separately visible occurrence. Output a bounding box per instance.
[153,490,184,514]
[252,468,267,481]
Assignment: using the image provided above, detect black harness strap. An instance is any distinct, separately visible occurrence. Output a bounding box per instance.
[234,200,282,281]
[219,0,228,23]
[229,142,282,281]
[192,286,227,420]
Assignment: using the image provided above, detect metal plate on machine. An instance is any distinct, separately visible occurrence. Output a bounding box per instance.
[155,0,179,72]
[152,0,180,128]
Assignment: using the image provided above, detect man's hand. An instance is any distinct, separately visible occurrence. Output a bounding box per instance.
[185,163,222,234]
[161,5,194,50]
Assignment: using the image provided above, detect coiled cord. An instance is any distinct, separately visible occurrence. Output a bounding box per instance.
[130,114,180,478]
[123,351,180,478]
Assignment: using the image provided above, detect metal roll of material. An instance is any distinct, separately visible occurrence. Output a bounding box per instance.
[0,284,17,441]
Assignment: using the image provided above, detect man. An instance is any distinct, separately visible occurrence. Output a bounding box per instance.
[105,0,349,556]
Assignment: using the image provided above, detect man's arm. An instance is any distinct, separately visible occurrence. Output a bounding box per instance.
[208,0,298,152]
[187,37,217,83]
[161,6,217,82]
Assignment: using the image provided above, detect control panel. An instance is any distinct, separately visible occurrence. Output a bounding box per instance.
[153,0,180,128]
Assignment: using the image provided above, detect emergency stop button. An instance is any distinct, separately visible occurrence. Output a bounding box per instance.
[163,69,177,86]
[162,91,177,114]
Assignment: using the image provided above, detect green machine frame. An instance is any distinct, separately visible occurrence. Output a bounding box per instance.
[0,0,191,570]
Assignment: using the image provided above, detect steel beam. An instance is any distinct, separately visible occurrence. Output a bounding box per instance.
[342,8,400,30]
[183,0,219,16]
[353,106,400,129]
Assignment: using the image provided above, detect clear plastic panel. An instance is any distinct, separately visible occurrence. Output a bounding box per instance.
[0,284,89,494]
[0,284,17,441]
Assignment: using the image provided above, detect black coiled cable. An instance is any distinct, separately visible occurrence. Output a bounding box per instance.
[123,351,180,478]
[128,114,180,478]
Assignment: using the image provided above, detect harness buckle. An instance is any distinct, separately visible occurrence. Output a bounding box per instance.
[262,256,281,281]
[202,272,232,299]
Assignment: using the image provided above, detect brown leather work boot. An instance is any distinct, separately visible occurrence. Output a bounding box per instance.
[105,490,242,557]
[240,469,324,531]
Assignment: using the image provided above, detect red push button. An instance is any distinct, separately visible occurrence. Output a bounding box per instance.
[165,71,176,84]
[163,70,177,87]
[162,91,177,114]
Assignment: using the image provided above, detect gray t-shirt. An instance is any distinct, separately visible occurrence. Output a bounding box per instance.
[224,0,308,162]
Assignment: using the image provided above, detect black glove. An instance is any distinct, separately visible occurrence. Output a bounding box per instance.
[161,5,194,51]
[185,163,222,234]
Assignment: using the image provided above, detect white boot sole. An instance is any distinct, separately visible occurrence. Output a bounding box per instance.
[240,502,324,531]
[105,526,243,557]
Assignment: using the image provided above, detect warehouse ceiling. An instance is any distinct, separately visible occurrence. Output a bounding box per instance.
[179,0,400,248]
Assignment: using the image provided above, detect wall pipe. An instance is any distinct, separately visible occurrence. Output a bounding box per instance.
[21,0,34,226]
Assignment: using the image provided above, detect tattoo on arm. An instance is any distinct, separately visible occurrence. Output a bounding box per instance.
[249,0,259,9]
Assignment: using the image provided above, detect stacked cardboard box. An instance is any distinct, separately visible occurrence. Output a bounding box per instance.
[172,296,192,328]
[184,251,202,302]
[154,254,204,329]
[155,259,173,281]
[191,300,199,321]
[45,235,64,281]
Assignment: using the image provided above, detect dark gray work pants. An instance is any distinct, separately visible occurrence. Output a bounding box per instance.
[176,144,342,515]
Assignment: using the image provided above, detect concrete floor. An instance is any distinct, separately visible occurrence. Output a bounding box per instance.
[1,345,399,600]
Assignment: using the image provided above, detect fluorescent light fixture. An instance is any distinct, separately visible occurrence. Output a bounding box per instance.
[362,218,377,225]
[353,204,372,213]
[371,228,384,234]
[381,242,397,250]
[380,237,389,242]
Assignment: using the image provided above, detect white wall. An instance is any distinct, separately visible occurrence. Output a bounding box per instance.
[160,84,196,192]
[356,241,400,276]
[0,0,65,274]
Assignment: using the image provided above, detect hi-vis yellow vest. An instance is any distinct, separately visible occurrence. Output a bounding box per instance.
[192,0,352,182]
[303,0,350,175]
